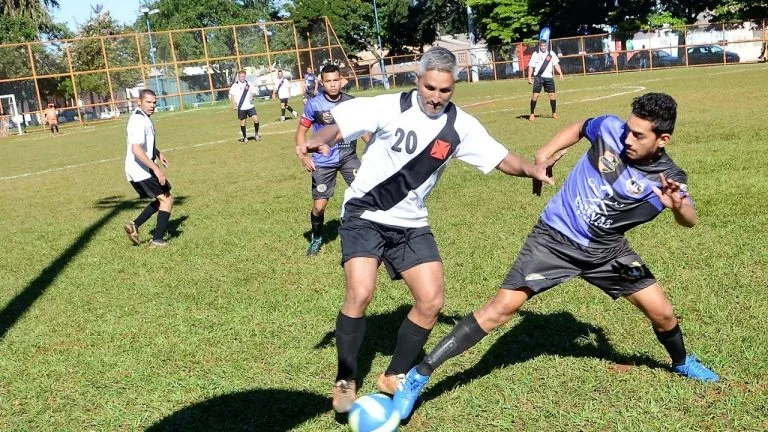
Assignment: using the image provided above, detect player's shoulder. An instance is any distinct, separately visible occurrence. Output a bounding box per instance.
[587,114,624,132]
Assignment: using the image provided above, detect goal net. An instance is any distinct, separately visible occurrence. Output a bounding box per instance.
[0,94,23,136]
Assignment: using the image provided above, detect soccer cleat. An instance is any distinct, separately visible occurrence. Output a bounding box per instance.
[392,367,430,419]
[148,239,168,248]
[672,355,719,382]
[306,237,322,256]
[552,112,559,119]
[253,134,261,141]
[376,373,404,395]
[528,113,536,122]
[238,137,247,142]
[280,116,286,122]
[292,110,298,118]
[123,221,140,245]
[332,379,357,413]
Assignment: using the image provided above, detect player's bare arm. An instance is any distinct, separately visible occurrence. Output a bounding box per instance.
[534,120,586,163]
[496,152,559,186]
[555,64,564,80]
[653,173,697,227]
[301,123,344,156]
[132,143,166,184]
[294,123,316,172]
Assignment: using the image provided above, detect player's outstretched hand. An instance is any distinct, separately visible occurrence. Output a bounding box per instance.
[532,151,565,196]
[652,173,685,210]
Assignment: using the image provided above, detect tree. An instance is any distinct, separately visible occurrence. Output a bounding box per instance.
[713,0,768,21]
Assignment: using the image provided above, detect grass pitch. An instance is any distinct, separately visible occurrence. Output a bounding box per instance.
[1,64,767,431]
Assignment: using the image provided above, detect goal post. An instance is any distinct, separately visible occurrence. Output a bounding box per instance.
[0,94,24,136]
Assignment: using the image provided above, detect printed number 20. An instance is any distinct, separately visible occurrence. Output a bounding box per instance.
[391,128,417,154]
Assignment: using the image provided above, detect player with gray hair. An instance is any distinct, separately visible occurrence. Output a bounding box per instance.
[298,46,561,413]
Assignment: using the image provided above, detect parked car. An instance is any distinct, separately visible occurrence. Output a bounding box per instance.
[625,49,681,69]
[457,66,494,82]
[686,45,740,65]
[559,54,615,74]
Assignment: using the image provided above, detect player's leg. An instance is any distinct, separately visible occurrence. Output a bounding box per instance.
[279,99,287,121]
[149,191,173,247]
[250,112,260,140]
[238,111,247,142]
[529,80,542,121]
[285,100,298,118]
[54,124,59,133]
[333,218,386,412]
[546,79,558,118]
[307,168,337,255]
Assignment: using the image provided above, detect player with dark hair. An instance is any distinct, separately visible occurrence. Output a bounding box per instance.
[123,89,174,248]
[298,46,559,413]
[295,64,368,256]
[528,39,564,121]
[303,66,319,104]
[228,70,260,142]
[273,70,298,121]
[394,92,719,419]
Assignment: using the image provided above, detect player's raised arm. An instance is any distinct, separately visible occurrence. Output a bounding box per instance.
[653,173,697,228]
[530,120,586,195]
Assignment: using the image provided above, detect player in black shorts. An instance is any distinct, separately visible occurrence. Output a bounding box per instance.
[228,70,260,142]
[395,92,719,419]
[528,39,564,121]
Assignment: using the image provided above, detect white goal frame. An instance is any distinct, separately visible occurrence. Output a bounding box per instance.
[0,94,24,135]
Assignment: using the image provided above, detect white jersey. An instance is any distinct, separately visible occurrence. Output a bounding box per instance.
[275,77,291,99]
[333,90,509,228]
[229,80,256,110]
[125,109,156,182]
[529,50,559,78]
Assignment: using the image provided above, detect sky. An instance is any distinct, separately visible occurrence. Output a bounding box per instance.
[51,0,144,32]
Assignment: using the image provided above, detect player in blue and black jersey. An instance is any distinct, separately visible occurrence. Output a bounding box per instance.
[302,66,319,104]
[394,92,719,419]
[295,64,368,256]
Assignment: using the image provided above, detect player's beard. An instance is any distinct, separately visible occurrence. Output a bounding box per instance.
[416,94,446,118]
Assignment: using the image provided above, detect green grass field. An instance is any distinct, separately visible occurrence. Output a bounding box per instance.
[1,64,767,431]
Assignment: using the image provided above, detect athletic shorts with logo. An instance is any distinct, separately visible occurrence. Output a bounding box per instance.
[130,172,172,199]
[501,220,656,299]
[533,77,556,93]
[238,107,257,120]
[339,217,442,280]
[312,157,360,200]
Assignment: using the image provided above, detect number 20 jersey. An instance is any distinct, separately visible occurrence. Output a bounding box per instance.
[331,90,509,228]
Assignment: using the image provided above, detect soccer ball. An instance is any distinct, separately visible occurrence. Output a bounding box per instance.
[348,393,399,432]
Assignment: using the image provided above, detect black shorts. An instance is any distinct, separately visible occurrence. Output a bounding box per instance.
[130,173,172,199]
[500,220,656,299]
[532,77,556,93]
[304,90,316,100]
[279,98,289,104]
[238,107,257,120]
[339,217,442,280]
[312,157,360,200]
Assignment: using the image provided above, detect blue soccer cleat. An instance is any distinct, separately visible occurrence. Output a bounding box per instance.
[306,236,322,256]
[392,367,430,419]
[672,355,719,382]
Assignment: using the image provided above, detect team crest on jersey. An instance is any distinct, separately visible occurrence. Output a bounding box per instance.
[598,151,620,173]
[321,111,334,124]
[625,178,645,196]
[430,140,451,160]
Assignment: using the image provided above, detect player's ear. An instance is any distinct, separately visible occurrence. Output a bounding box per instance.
[656,133,671,148]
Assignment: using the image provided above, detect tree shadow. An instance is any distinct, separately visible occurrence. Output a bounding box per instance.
[302,218,341,245]
[314,305,463,388]
[1,195,153,339]
[145,388,329,432]
[421,310,668,402]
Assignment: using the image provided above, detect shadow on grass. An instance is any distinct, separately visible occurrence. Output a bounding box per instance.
[0,195,186,340]
[314,305,463,388]
[422,310,668,402]
[302,218,341,245]
[145,388,329,431]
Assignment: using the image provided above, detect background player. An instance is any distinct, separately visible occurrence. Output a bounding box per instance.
[298,47,560,413]
[295,64,368,256]
[123,89,174,248]
[528,39,564,121]
[302,66,319,104]
[228,70,260,142]
[273,70,298,121]
[394,92,720,419]
[43,103,59,134]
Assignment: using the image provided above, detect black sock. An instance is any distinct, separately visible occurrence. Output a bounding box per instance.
[134,201,159,227]
[335,312,366,382]
[254,122,259,135]
[311,212,324,239]
[550,99,557,114]
[530,100,537,114]
[54,125,59,133]
[386,318,432,375]
[153,210,171,241]
[416,314,487,376]
[240,125,246,138]
[281,108,285,117]
[655,324,686,366]
[286,105,295,115]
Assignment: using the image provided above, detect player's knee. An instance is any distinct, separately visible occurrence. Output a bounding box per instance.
[650,308,677,330]
[345,287,374,309]
[415,290,445,317]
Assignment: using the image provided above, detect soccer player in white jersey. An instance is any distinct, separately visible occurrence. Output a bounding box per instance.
[123,89,174,248]
[228,70,260,142]
[272,70,298,121]
[298,46,561,413]
[528,39,564,121]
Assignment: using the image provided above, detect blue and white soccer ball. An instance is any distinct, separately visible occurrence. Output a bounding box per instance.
[348,393,399,432]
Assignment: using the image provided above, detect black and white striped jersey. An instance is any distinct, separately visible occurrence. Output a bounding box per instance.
[332,90,509,228]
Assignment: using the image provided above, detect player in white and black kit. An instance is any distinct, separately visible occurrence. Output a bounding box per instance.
[295,64,369,256]
[123,89,174,248]
[273,70,298,121]
[528,39,564,121]
[298,47,560,413]
[394,93,719,420]
[228,70,260,142]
